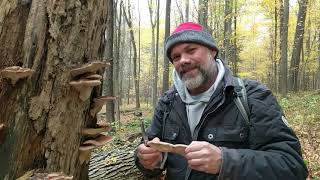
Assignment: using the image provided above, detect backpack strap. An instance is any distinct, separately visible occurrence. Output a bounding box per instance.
[233,77,251,127]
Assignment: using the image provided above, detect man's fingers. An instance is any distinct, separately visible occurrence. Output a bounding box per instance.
[187,158,205,166]
[185,141,208,153]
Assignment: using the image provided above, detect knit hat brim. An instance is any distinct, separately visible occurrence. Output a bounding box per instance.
[165,30,219,61]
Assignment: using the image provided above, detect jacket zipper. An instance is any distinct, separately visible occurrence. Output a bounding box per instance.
[184,94,226,180]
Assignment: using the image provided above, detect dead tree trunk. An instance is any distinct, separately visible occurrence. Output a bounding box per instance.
[0,0,109,179]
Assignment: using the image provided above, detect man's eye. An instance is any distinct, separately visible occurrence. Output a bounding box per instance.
[188,48,196,53]
[172,56,180,61]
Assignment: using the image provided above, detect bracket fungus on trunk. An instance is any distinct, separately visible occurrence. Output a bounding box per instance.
[69,79,101,101]
[70,61,108,77]
[79,123,112,164]
[0,66,34,86]
[90,96,116,117]
[69,62,107,101]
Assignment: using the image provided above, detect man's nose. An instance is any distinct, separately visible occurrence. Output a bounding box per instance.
[180,54,191,64]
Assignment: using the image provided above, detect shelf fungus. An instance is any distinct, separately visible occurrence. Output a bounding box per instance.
[70,61,108,77]
[90,96,116,117]
[0,66,34,86]
[69,79,101,101]
[79,124,112,164]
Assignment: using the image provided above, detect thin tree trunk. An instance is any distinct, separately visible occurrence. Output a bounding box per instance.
[105,0,115,127]
[162,0,171,93]
[154,0,160,105]
[185,0,189,21]
[279,0,289,96]
[0,0,108,179]
[123,3,140,109]
[289,0,308,92]
[198,0,209,29]
[223,0,233,64]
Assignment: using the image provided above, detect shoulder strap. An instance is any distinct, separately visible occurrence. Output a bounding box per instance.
[233,77,251,127]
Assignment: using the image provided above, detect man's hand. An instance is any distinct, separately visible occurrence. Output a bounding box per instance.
[185,141,222,174]
[137,137,163,170]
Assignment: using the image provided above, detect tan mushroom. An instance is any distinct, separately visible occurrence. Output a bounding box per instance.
[78,134,112,164]
[69,79,101,101]
[82,134,113,146]
[81,123,110,137]
[80,72,103,80]
[70,61,109,77]
[0,66,34,86]
[78,148,92,165]
[90,96,116,117]
[147,138,188,156]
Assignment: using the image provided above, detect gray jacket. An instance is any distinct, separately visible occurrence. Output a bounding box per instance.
[135,65,308,180]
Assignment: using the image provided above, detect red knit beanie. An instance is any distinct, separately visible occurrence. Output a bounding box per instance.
[165,22,219,61]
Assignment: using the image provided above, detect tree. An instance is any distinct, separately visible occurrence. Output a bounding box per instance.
[105,0,115,126]
[279,0,289,96]
[223,0,233,64]
[289,0,308,92]
[0,0,109,179]
[198,0,209,29]
[162,0,172,93]
[123,2,140,109]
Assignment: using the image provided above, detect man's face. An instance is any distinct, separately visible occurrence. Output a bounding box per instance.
[170,43,217,90]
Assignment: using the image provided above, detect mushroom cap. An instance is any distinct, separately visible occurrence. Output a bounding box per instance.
[82,134,113,146]
[69,79,101,101]
[69,79,101,89]
[81,124,110,137]
[147,138,188,156]
[0,66,34,85]
[70,62,109,77]
[81,73,103,80]
[90,96,116,117]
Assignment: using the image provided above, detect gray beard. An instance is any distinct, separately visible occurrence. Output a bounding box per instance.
[182,67,207,90]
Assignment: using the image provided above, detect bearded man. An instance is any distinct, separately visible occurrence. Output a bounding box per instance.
[134,22,308,180]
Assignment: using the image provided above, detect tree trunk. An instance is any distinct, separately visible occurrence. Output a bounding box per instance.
[89,144,163,180]
[154,0,160,105]
[148,0,157,109]
[198,0,209,29]
[0,0,108,179]
[279,0,289,96]
[185,0,189,21]
[114,0,123,127]
[104,0,115,127]
[223,0,233,64]
[289,0,308,92]
[162,0,171,93]
[123,3,140,109]
[317,27,320,90]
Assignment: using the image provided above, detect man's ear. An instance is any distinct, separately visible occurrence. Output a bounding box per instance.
[211,50,217,59]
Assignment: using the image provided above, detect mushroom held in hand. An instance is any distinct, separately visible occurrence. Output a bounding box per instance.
[147,138,188,156]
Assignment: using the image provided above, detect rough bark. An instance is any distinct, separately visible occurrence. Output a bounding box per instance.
[198,0,209,30]
[0,0,108,179]
[89,144,163,180]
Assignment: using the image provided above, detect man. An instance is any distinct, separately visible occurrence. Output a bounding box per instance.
[134,22,308,180]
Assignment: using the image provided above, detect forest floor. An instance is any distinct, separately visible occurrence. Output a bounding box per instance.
[98,91,320,179]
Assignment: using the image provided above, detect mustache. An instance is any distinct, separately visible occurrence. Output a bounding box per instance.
[179,64,199,74]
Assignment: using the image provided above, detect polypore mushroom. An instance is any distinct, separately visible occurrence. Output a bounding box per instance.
[79,148,92,165]
[80,72,103,80]
[0,66,34,86]
[90,96,116,117]
[69,79,101,101]
[70,61,108,77]
[78,134,112,164]
[81,123,110,137]
[148,138,188,156]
